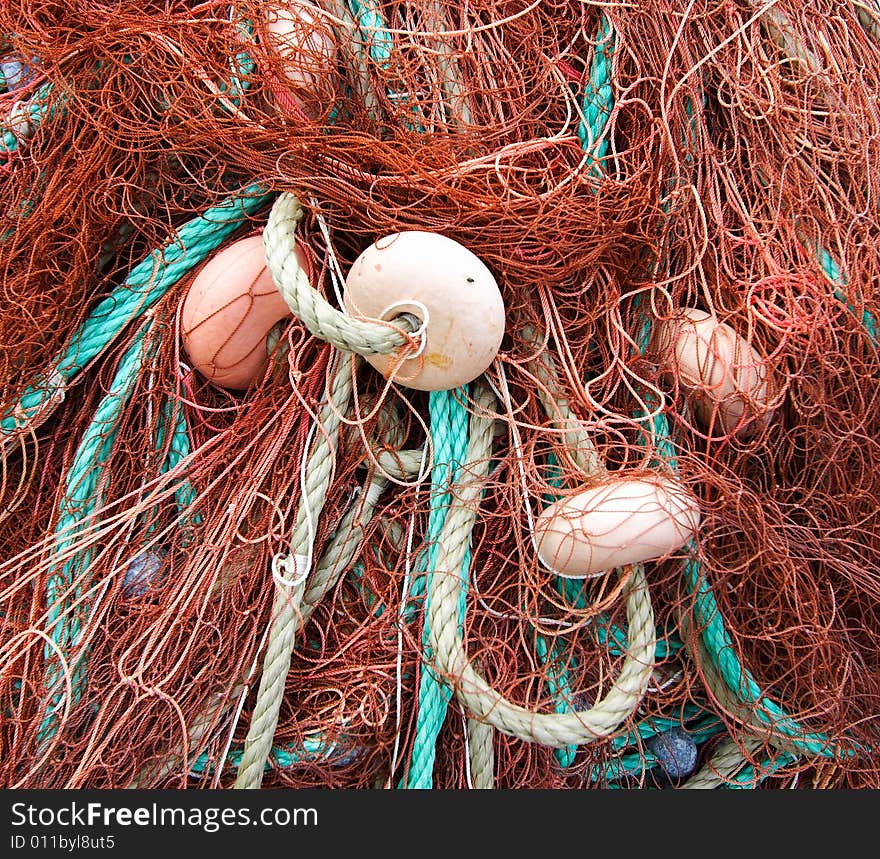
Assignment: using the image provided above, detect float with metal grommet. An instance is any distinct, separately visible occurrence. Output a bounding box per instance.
[343,231,506,392]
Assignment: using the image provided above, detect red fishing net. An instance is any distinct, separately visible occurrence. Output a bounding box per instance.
[0,0,877,789]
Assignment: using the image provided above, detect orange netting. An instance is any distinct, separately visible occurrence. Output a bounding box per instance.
[0,0,878,789]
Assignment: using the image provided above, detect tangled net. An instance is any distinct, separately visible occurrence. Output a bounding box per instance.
[0,0,878,789]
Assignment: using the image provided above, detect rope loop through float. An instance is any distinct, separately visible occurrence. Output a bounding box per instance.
[234,198,660,784]
[263,192,421,356]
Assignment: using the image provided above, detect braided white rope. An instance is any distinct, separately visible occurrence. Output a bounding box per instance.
[235,356,354,788]
[466,716,495,789]
[681,737,763,789]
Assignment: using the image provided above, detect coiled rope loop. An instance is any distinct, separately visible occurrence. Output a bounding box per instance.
[427,383,657,748]
[263,192,419,356]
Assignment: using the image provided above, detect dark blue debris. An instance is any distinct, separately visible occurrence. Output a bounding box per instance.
[646,726,698,781]
[123,549,166,598]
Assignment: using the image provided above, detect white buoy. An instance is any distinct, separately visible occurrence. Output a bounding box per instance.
[653,308,775,437]
[343,231,506,391]
[534,476,701,579]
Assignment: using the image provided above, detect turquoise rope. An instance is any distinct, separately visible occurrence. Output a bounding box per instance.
[34,180,270,741]
[1,185,270,436]
[578,14,615,176]
[39,324,157,743]
[537,16,696,771]
[596,711,725,783]
[401,387,471,789]
[155,395,202,537]
[347,0,393,67]
[530,14,618,770]
[726,749,799,789]
[609,53,842,769]
[577,19,805,783]
[817,245,878,346]
[628,87,856,761]
[190,735,351,776]
[633,236,838,761]
[684,556,838,758]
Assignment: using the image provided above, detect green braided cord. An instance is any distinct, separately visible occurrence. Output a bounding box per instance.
[535,22,717,776]
[223,17,256,105]
[596,711,725,783]
[577,13,615,176]
[634,233,837,761]
[347,0,393,66]
[611,56,841,761]
[156,397,202,525]
[817,245,878,345]
[613,65,831,771]
[190,735,349,775]
[537,17,685,768]
[637,336,836,757]
[532,17,620,766]
[39,324,156,744]
[726,749,798,789]
[593,611,683,659]
[685,556,838,757]
[611,706,719,750]
[1,186,270,436]
[400,387,470,789]
[155,396,202,533]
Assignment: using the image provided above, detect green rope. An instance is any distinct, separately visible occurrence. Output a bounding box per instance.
[35,177,269,742]
[39,323,157,744]
[537,16,695,772]
[531,15,619,770]
[726,749,799,789]
[632,176,840,765]
[577,14,615,176]
[684,556,838,757]
[1,185,270,436]
[401,387,471,789]
[575,17,827,781]
[154,395,202,539]
[595,710,725,784]
[190,735,354,776]
[817,245,878,346]
[347,0,393,66]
